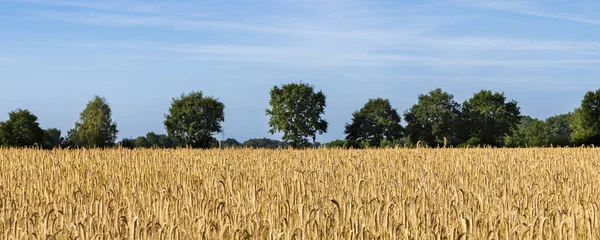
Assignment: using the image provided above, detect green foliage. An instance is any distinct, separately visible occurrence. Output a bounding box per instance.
[135,136,151,148]
[42,128,63,149]
[0,109,44,147]
[69,96,118,148]
[505,116,532,147]
[546,113,573,146]
[404,89,461,146]
[462,90,521,147]
[507,116,550,147]
[323,139,349,148]
[466,137,482,146]
[524,119,549,147]
[242,138,288,149]
[571,89,600,145]
[266,83,328,148]
[147,132,178,148]
[131,132,178,149]
[345,98,403,148]
[223,138,241,148]
[118,138,136,149]
[164,91,225,148]
[379,138,411,148]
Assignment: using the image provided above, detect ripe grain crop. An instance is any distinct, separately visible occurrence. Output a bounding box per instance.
[0,148,599,239]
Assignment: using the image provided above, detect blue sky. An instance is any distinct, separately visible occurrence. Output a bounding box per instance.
[1,0,599,143]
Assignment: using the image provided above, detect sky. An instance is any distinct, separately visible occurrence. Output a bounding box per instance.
[1,0,599,143]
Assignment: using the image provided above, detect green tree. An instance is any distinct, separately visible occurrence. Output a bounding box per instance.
[135,136,151,148]
[69,96,118,148]
[571,89,600,145]
[323,139,348,148]
[145,132,161,147]
[242,138,288,149]
[523,119,549,147]
[505,115,530,147]
[147,132,178,148]
[129,132,178,148]
[546,113,573,146]
[65,129,78,148]
[462,90,521,147]
[164,91,225,148]
[404,89,461,146]
[222,138,241,148]
[344,98,403,148]
[42,128,63,149]
[118,138,136,149]
[266,83,328,148]
[0,109,44,147]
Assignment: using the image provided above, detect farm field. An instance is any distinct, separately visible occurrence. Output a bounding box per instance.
[0,148,599,239]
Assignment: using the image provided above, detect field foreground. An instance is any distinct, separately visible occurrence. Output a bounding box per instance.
[0,148,599,239]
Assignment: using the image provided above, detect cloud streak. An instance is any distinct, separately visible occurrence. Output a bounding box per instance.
[68,42,600,68]
[453,0,600,25]
[11,0,600,70]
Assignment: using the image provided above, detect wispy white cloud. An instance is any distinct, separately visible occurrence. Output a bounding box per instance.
[23,0,600,54]
[453,0,600,25]
[22,0,166,14]
[31,35,600,68]
[31,9,427,52]
[573,51,600,56]
[107,43,600,68]
[12,0,600,69]
[419,37,600,51]
[33,10,289,33]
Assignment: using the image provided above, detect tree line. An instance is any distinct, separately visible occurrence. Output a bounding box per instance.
[1,83,599,149]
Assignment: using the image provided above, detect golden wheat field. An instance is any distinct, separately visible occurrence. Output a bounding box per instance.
[0,148,599,239]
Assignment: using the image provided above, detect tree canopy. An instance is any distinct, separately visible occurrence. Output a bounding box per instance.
[462,90,521,146]
[0,109,44,147]
[404,89,461,147]
[222,138,241,148]
[345,98,403,147]
[571,89,600,145]
[42,128,63,149]
[266,83,328,148]
[242,138,288,149]
[164,91,225,148]
[505,116,549,147]
[0,87,593,149]
[68,96,118,148]
[133,132,178,148]
[546,113,573,146]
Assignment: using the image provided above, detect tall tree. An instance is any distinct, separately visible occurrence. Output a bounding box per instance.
[135,132,178,148]
[164,91,225,148]
[523,119,549,147]
[505,116,549,147]
[345,98,403,147]
[42,128,63,149]
[0,109,44,147]
[222,138,241,148]
[404,89,461,146]
[323,139,349,149]
[69,96,118,148]
[242,138,288,149]
[118,138,136,149]
[462,90,521,146]
[266,83,328,148]
[571,89,600,145]
[135,136,152,148]
[504,116,532,147]
[546,113,573,146]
